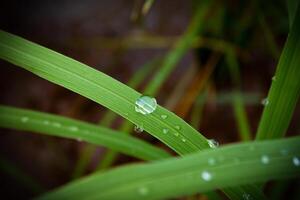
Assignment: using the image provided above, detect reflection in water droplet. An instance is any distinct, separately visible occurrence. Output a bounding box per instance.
[138,187,148,196]
[161,115,167,119]
[69,126,78,132]
[162,128,169,134]
[208,139,219,148]
[201,171,212,181]
[135,95,157,115]
[21,116,29,123]
[261,155,270,164]
[293,157,300,166]
[261,98,269,106]
[134,125,144,133]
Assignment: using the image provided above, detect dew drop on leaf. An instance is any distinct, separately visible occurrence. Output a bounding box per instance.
[138,186,148,196]
[162,128,169,134]
[181,137,186,142]
[175,125,181,130]
[135,95,157,115]
[261,98,269,106]
[174,132,179,137]
[52,122,61,128]
[160,114,167,119]
[261,155,270,164]
[69,126,78,132]
[272,76,277,81]
[43,120,50,125]
[208,139,219,148]
[21,116,29,123]
[293,157,300,166]
[208,158,216,165]
[134,125,144,133]
[201,171,212,181]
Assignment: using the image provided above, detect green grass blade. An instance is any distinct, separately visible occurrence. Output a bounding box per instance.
[256,3,300,140]
[0,105,170,161]
[0,30,265,200]
[287,0,299,28]
[37,136,300,200]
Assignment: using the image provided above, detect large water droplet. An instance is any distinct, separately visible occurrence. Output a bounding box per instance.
[201,171,212,181]
[261,155,269,164]
[208,139,219,148]
[134,125,144,133]
[21,116,29,123]
[162,128,169,134]
[293,157,300,166]
[160,115,167,119]
[261,98,269,106]
[138,187,149,196]
[135,95,157,115]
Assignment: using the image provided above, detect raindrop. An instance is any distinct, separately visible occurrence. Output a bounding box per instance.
[134,125,144,133]
[201,171,212,181]
[173,132,179,137]
[175,125,181,130]
[261,98,269,106]
[261,155,270,164]
[208,139,219,148]
[138,187,148,196]
[21,116,29,123]
[162,128,169,134]
[181,137,186,142]
[160,114,167,119]
[293,157,300,166]
[52,122,61,128]
[208,158,216,165]
[69,126,78,132]
[135,95,157,115]
[272,76,277,81]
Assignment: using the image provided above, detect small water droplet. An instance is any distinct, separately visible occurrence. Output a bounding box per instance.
[208,158,216,165]
[261,98,269,106]
[138,187,148,196]
[69,126,78,132]
[201,171,212,181]
[162,128,169,134]
[43,120,50,125]
[243,193,251,200]
[173,132,179,137]
[160,114,167,119]
[21,116,29,123]
[134,125,144,133]
[293,157,300,166]
[181,137,186,142]
[52,122,61,128]
[135,95,157,115]
[175,125,181,130]
[208,139,219,148]
[272,76,277,81]
[261,155,270,164]
[76,138,82,142]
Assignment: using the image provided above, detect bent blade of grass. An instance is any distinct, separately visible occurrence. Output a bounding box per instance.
[256,3,300,140]
[38,136,300,200]
[0,29,264,199]
[0,105,170,161]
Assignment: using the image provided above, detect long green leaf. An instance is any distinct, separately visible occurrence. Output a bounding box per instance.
[0,30,265,200]
[256,3,300,140]
[0,105,170,161]
[38,136,300,200]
